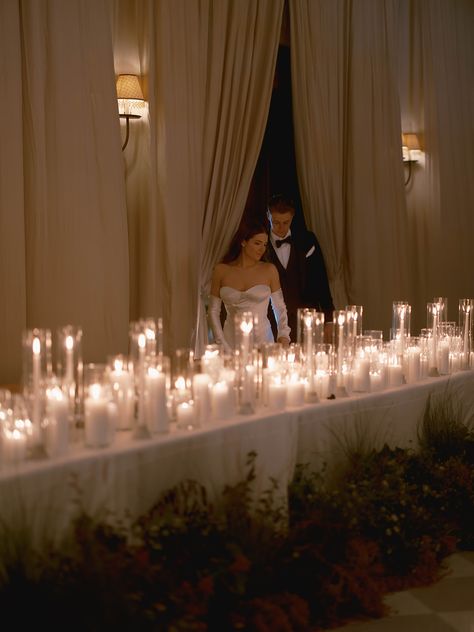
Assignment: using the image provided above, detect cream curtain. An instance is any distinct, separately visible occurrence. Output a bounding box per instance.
[399,0,474,331]
[0,0,129,384]
[289,0,348,311]
[0,0,26,384]
[290,0,412,333]
[195,0,284,356]
[111,0,284,355]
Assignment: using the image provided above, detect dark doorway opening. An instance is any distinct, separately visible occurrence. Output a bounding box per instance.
[243,44,306,234]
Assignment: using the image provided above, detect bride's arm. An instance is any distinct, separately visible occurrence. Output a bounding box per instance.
[208,265,232,354]
[268,264,291,345]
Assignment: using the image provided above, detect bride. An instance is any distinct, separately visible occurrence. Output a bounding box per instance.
[208,219,291,353]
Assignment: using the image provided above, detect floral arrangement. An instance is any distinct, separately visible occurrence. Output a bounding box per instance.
[0,393,473,630]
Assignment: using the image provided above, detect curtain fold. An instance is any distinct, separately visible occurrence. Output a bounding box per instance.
[0,0,129,383]
[0,0,26,383]
[291,0,411,333]
[289,0,349,311]
[399,0,474,331]
[196,0,284,356]
[143,0,284,355]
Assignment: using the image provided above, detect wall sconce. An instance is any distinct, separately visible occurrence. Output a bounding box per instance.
[401,133,421,186]
[116,74,145,151]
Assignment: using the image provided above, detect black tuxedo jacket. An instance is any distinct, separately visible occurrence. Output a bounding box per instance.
[267,230,334,341]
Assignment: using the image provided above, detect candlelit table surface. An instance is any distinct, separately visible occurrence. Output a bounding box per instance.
[1,370,473,548]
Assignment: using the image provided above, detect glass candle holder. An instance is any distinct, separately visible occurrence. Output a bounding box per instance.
[170,348,194,422]
[200,344,224,384]
[108,354,135,431]
[145,355,170,435]
[234,311,256,367]
[43,379,70,458]
[427,302,442,375]
[433,297,448,323]
[22,328,52,453]
[297,308,324,361]
[333,310,349,396]
[268,372,287,411]
[405,338,422,384]
[391,301,411,358]
[235,348,258,415]
[56,324,83,424]
[83,363,116,448]
[459,298,474,369]
[345,305,363,357]
[1,412,28,467]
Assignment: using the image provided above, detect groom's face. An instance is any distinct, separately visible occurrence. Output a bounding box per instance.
[270,210,293,239]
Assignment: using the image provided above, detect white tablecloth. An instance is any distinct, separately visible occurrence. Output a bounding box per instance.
[1,370,473,546]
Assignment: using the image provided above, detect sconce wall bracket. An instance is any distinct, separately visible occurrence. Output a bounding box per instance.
[120,113,141,151]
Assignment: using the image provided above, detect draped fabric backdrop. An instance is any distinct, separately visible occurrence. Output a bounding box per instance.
[0,0,473,383]
[0,0,129,385]
[399,0,474,332]
[290,0,412,333]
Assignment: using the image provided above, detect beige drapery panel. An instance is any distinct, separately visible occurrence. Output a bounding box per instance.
[399,0,474,332]
[195,0,284,357]
[111,0,284,356]
[289,0,348,311]
[291,0,411,333]
[0,0,129,384]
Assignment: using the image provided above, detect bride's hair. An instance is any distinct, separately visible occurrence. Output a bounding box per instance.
[221,217,270,264]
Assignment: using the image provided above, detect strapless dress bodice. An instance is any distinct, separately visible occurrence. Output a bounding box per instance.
[220,284,274,347]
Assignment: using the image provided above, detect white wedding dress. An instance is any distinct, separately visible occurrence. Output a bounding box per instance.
[220,284,275,348]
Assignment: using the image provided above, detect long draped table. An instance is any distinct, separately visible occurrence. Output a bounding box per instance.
[1,370,473,547]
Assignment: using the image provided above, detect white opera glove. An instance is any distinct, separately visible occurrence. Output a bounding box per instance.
[270,289,291,341]
[207,295,232,354]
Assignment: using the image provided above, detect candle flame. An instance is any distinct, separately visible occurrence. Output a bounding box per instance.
[337,313,345,326]
[240,320,253,335]
[32,337,41,355]
[138,333,146,349]
[113,358,124,371]
[48,385,64,401]
[175,376,186,391]
[90,383,102,399]
[65,335,74,351]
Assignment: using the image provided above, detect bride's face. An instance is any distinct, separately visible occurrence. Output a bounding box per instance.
[242,232,268,261]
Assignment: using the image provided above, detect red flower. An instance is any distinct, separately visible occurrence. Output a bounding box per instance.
[198,574,214,597]
[229,553,251,574]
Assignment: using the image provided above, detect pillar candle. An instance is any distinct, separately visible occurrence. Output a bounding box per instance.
[44,386,69,457]
[176,401,196,430]
[353,357,370,392]
[192,373,211,425]
[2,427,28,465]
[286,379,305,407]
[146,368,169,434]
[84,384,111,448]
[110,366,134,430]
[388,364,404,387]
[211,381,231,420]
[406,347,421,384]
[268,380,287,410]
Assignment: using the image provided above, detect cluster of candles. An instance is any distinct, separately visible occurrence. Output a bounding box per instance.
[1,298,473,469]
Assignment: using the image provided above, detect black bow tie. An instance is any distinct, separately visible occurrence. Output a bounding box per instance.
[275,236,292,248]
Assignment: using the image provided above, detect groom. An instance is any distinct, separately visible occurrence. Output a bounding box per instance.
[266,194,334,342]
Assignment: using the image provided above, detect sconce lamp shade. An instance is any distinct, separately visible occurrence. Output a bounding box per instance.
[401,133,420,151]
[116,74,144,100]
[116,74,145,151]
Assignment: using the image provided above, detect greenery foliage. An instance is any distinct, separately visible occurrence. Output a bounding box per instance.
[1,395,473,630]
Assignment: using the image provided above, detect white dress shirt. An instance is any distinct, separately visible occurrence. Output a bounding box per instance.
[270,230,291,269]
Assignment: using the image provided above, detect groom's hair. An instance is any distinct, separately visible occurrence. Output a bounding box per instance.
[268,193,296,216]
